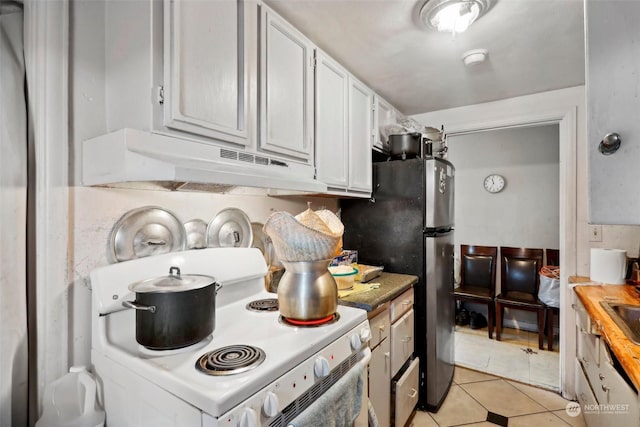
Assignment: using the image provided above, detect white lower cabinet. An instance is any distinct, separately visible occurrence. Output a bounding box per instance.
[393,357,420,427]
[390,310,414,378]
[369,308,391,427]
[368,287,416,427]
[573,297,640,426]
[575,359,606,427]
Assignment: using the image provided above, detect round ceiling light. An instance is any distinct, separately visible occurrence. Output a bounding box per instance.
[420,0,492,35]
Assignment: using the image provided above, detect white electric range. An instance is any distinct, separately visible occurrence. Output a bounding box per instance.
[90,248,370,426]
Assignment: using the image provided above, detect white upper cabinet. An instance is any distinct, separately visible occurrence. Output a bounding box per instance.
[163,0,249,146]
[260,5,314,162]
[373,95,396,153]
[103,0,256,148]
[85,0,327,193]
[587,0,640,224]
[315,50,372,196]
[315,52,349,188]
[348,76,373,193]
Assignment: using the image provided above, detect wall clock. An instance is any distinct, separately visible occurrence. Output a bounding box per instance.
[483,174,505,193]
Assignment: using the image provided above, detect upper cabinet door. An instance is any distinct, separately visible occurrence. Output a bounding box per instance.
[587,0,640,224]
[164,0,249,146]
[374,95,395,153]
[315,52,349,188]
[260,6,314,162]
[348,76,373,192]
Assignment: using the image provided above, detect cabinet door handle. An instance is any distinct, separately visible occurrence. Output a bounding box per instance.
[402,300,412,306]
[401,336,412,343]
[384,352,390,359]
[571,303,577,310]
[599,374,605,381]
[602,384,610,392]
[408,388,417,398]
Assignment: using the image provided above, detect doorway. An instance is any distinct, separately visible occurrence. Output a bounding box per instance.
[447,124,561,391]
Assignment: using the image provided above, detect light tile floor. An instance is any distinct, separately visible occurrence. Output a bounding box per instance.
[409,367,587,427]
[454,325,560,391]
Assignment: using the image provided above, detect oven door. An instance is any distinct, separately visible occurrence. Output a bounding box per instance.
[285,348,371,427]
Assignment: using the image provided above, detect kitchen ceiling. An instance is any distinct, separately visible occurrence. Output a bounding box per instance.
[264,0,585,115]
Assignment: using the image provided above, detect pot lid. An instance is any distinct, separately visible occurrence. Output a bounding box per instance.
[184,219,208,249]
[129,266,216,293]
[110,206,186,262]
[207,208,253,248]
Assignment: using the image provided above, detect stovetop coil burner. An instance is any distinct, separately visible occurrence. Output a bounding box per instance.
[280,313,340,327]
[196,345,266,376]
[246,298,279,312]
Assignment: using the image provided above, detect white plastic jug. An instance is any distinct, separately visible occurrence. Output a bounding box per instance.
[36,366,105,427]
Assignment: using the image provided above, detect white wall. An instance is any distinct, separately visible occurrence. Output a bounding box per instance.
[449,125,559,250]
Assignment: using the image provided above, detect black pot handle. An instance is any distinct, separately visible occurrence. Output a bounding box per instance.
[122,300,156,313]
[169,266,181,277]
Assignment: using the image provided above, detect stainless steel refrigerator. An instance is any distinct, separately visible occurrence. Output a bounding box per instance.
[341,156,455,411]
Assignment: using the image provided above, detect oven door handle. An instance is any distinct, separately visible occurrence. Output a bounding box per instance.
[358,347,372,368]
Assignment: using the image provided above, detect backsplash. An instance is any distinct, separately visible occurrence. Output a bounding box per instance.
[577,223,640,276]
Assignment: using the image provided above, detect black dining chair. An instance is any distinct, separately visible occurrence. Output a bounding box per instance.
[544,248,561,351]
[546,249,560,267]
[454,245,498,338]
[495,247,545,349]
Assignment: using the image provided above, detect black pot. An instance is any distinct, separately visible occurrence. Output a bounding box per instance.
[123,266,222,350]
[389,133,422,160]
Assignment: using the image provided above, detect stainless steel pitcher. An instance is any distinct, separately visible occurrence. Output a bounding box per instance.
[277,259,338,320]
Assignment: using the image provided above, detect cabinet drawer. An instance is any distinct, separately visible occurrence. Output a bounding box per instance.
[369,309,390,349]
[392,357,419,427]
[390,288,414,324]
[574,298,600,336]
[577,321,600,368]
[576,359,604,427]
[391,310,414,377]
[596,344,639,419]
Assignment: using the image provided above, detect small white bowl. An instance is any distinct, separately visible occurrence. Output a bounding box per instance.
[329,266,358,290]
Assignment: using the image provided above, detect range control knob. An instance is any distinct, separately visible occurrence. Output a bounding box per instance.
[314,356,330,378]
[238,407,258,427]
[360,327,371,344]
[350,333,362,350]
[262,391,279,418]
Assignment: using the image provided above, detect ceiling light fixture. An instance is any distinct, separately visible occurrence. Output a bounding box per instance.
[420,0,492,35]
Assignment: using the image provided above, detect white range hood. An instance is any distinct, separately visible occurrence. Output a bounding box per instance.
[82,129,327,193]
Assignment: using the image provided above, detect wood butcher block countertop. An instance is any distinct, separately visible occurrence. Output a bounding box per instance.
[572,276,640,390]
[338,272,418,312]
